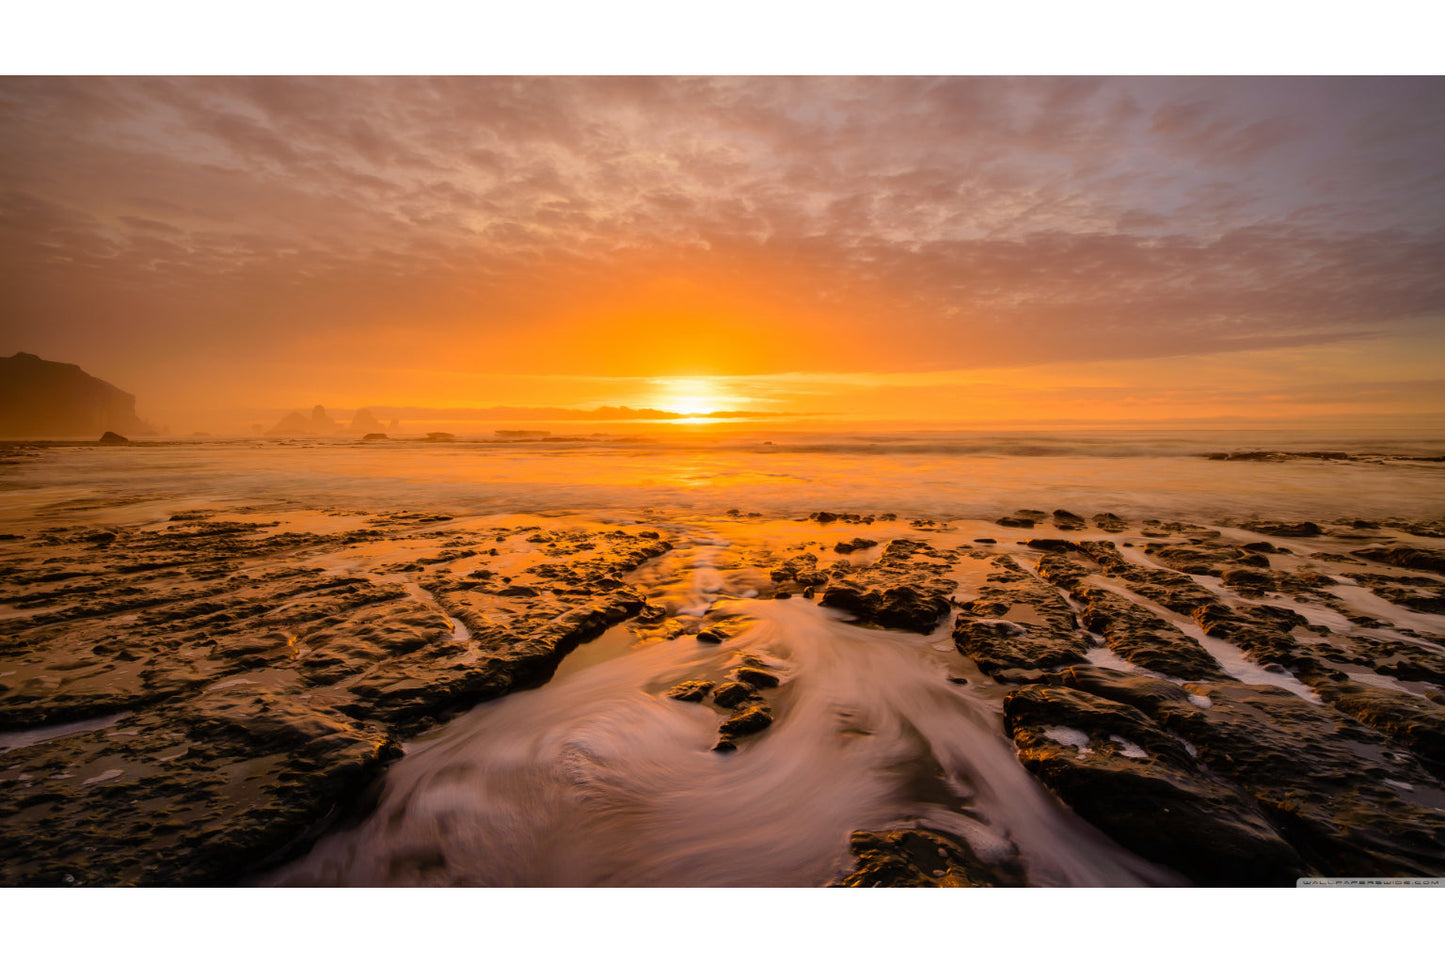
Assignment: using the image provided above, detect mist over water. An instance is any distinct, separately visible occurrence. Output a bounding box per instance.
[3,428,1443,526]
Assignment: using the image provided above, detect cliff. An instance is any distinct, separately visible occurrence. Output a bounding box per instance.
[0,352,154,438]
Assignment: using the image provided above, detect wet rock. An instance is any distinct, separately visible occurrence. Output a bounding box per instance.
[771,552,826,588]
[1084,674,1445,878]
[1052,510,1087,531]
[1073,541,1220,617]
[97,431,129,445]
[1004,682,1309,885]
[361,432,388,441]
[1221,568,1277,596]
[696,629,727,644]
[995,516,1035,529]
[1023,538,1074,554]
[822,583,951,634]
[834,537,878,554]
[1244,520,1324,538]
[0,516,676,884]
[1091,513,1128,533]
[953,556,1087,678]
[818,539,958,633]
[836,828,1027,887]
[711,681,758,708]
[1070,585,1228,680]
[1303,678,1445,778]
[665,680,714,702]
[718,704,773,739]
[1034,553,1093,590]
[1353,546,1445,576]
[732,666,779,689]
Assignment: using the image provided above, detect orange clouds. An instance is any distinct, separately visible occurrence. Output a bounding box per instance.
[0,77,1442,429]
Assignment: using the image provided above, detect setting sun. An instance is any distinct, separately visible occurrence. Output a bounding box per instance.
[654,378,726,416]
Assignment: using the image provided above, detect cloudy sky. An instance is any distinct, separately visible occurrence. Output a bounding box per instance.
[2,76,1442,429]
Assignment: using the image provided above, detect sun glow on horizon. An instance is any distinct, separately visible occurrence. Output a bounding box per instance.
[653,378,730,416]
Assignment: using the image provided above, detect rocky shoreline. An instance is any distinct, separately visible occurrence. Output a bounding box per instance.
[2,502,1443,886]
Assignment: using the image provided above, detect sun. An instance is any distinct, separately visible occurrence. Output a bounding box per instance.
[655,378,724,417]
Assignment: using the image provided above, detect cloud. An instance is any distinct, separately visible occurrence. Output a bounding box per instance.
[0,77,1442,413]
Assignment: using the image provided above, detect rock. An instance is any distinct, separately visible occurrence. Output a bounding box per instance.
[718,704,773,739]
[771,552,826,587]
[1091,513,1129,533]
[835,828,1027,887]
[1052,509,1087,530]
[711,681,757,708]
[1004,683,1309,885]
[0,352,153,438]
[818,539,958,633]
[822,583,951,634]
[1303,677,1445,779]
[1080,673,1445,878]
[0,517,675,884]
[1070,585,1228,680]
[1353,546,1445,576]
[995,516,1035,529]
[732,666,779,688]
[361,432,389,442]
[1221,568,1277,595]
[696,629,727,644]
[665,680,714,702]
[97,431,129,445]
[1244,520,1324,538]
[348,408,385,434]
[953,556,1087,678]
[834,538,878,554]
[423,432,455,442]
[1023,538,1074,554]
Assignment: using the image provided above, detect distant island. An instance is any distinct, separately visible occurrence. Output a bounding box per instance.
[265,405,398,436]
[0,352,154,439]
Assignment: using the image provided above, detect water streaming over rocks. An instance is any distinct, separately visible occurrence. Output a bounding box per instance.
[263,592,1176,886]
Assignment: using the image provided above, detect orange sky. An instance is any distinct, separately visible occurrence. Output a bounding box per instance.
[1,77,1443,432]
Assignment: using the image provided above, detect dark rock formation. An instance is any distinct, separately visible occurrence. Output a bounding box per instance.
[1244,520,1324,538]
[97,431,129,445]
[0,353,153,439]
[953,556,1087,677]
[665,680,714,702]
[1092,512,1129,533]
[718,704,773,739]
[834,537,878,554]
[712,681,757,708]
[1004,680,1308,885]
[1055,667,1445,879]
[819,539,958,633]
[0,516,673,884]
[1354,546,1445,576]
[836,828,1027,887]
[1070,585,1229,680]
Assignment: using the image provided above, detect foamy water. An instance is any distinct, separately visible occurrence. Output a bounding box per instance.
[263,595,1178,887]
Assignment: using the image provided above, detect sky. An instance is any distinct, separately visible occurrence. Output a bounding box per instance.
[2,75,1443,432]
